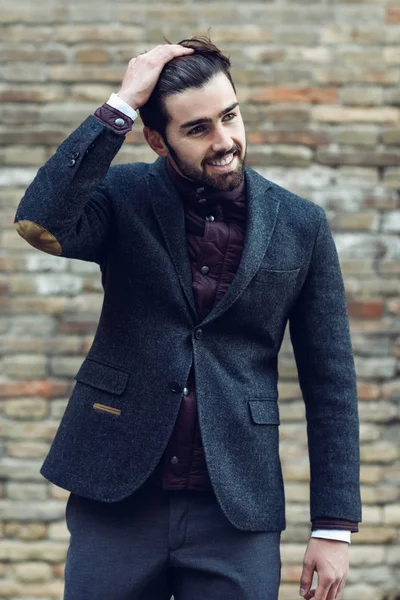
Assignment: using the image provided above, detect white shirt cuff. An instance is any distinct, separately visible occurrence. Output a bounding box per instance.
[106,93,139,121]
[311,529,351,544]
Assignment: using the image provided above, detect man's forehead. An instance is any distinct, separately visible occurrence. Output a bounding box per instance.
[165,73,237,125]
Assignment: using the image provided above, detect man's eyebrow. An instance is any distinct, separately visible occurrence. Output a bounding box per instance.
[179,102,239,130]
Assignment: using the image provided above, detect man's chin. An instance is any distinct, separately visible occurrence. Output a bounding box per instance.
[203,166,245,192]
[167,154,245,192]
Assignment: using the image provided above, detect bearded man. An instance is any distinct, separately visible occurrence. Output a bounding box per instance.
[14,37,361,600]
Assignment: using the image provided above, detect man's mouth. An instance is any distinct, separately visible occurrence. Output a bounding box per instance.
[207,152,235,167]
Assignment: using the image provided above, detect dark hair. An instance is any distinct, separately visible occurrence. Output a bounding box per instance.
[139,36,236,138]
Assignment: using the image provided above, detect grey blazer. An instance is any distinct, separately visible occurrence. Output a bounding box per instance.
[14,115,361,532]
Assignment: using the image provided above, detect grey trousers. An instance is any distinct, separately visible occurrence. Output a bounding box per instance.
[64,479,281,600]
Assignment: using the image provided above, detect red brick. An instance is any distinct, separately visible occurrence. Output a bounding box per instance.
[347,298,384,318]
[0,380,71,398]
[357,382,380,401]
[57,317,99,335]
[247,130,330,147]
[387,7,400,23]
[53,563,65,579]
[249,86,337,104]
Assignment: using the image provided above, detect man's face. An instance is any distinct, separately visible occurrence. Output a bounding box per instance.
[162,72,247,191]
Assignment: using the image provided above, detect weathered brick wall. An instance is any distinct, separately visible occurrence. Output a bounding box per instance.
[1,1,399,598]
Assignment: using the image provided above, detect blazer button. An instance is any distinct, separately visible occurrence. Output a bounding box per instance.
[169,382,182,394]
[170,456,179,465]
[68,159,76,167]
[194,329,203,340]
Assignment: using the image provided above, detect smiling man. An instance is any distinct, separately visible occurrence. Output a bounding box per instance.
[146,77,246,191]
[14,37,361,600]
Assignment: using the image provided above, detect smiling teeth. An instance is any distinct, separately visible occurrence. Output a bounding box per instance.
[209,153,234,166]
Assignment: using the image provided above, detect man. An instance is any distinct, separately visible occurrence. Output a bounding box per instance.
[14,37,361,600]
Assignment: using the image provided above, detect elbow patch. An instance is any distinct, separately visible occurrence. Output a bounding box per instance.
[14,220,62,256]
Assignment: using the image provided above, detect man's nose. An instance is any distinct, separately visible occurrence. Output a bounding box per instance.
[211,126,233,154]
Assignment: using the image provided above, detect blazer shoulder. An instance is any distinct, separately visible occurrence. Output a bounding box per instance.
[266,184,326,248]
[246,166,324,226]
[269,179,324,222]
[101,161,152,206]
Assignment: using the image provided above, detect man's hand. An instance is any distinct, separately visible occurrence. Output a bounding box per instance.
[299,538,349,599]
[116,44,194,110]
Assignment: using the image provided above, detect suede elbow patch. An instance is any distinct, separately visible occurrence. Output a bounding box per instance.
[14,220,62,256]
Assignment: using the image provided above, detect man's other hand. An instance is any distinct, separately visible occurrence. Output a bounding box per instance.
[116,44,194,110]
[299,538,349,599]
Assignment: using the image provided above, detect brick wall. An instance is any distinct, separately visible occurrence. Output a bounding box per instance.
[0,1,399,598]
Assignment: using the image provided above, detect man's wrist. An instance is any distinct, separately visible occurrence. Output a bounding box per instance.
[106,93,139,121]
[311,529,351,544]
[93,103,133,135]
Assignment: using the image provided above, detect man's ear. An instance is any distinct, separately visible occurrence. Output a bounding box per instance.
[143,127,168,157]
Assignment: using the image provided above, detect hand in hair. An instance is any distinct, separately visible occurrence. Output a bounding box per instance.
[116,44,194,110]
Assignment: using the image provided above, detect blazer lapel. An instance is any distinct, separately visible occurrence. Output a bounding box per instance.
[148,158,197,320]
[148,158,281,326]
[201,166,280,326]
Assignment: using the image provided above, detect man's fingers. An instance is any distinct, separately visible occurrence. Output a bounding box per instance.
[134,44,193,72]
[299,559,314,597]
[151,43,194,59]
[117,43,194,108]
[156,44,194,65]
[314,572,341,600]
[335,576,347,598]
[326,579,342,600]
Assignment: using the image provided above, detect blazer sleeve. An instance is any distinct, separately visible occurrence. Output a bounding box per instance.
[288,208,362,524]
[13,115,125,264]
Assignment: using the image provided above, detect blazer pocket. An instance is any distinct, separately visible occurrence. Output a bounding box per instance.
[253,267,300,284]
[74,357,130,396]
[249,400,280,425]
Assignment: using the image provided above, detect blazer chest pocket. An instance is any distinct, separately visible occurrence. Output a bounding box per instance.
[252,267,300,285]
[249,400,280,425]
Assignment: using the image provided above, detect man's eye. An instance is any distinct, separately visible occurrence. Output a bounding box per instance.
[188,125,206,136]
[224,113,236,121]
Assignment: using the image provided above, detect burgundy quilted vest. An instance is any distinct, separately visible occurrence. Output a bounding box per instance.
[150,162,246,490]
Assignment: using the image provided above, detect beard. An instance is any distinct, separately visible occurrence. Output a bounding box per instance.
[164,138,246,192]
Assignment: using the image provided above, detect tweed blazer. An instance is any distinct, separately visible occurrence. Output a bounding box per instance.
[14,115,362,532]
